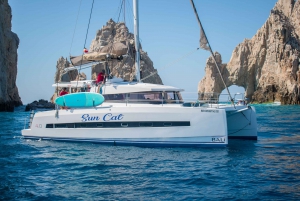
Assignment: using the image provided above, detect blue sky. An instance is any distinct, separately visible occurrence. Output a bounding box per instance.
[9,0,278,104]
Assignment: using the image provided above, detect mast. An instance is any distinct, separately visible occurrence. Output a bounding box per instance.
[133,0,141,82]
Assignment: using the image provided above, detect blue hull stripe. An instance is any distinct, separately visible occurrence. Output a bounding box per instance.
[228,136,257,140]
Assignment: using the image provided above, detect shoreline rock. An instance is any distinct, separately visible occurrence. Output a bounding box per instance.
[25,99,55,111]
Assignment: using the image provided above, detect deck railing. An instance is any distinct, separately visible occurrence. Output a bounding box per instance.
[101,92,244,108]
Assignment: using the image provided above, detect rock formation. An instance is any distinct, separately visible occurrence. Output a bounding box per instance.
[199,0,300,104]
[50,57,87,102]
[54,57,78,83]
[0,0,22,111]
[25,99,55,111]
[52,19,162,102]
[89,19,162,84]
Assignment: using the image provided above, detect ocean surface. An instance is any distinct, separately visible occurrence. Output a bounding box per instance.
[0,104,299,200]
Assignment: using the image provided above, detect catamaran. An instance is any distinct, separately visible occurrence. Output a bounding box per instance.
[21,0,257,146]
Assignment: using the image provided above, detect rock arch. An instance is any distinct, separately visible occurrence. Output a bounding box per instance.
[198,0,300,104]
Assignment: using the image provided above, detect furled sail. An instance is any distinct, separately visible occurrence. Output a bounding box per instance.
[189,0,210,51]
[70,41,128,66]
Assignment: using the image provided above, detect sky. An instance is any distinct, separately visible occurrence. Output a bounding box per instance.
[9,0,278,104]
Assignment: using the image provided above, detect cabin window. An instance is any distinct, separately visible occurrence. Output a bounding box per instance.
[139,122,153,127]
[49,121,190,129]
[75,123,87,128]
[86,123,97,128]
[97,123,103,128]
[46,124,54,128]
[163,122,172,127]
[103,91,183,104]
[55,124,67,128]
[67,123,75,128]
[103,94,126,102]
[128,92,162,104]
[163,92,183,104]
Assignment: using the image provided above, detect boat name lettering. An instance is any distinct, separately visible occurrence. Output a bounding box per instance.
[81,114,100,122]
[212,137,225,142]
[103,113,124,121]
[201,109,219,113]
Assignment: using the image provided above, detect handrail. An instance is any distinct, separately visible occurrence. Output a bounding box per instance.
[101,92,245,108]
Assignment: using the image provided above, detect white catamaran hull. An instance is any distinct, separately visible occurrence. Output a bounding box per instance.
[226,106,257,140]
[22,105,228,147]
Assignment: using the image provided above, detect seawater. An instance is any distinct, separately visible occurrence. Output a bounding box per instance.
[0,105,299,200]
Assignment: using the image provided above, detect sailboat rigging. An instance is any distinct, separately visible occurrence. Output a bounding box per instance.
[189,0,235,107]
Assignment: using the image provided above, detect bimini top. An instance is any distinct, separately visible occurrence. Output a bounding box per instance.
[101,81,184,95]
[52,77,184,95]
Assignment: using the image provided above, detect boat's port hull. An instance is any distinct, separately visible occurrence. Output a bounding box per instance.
[22,106,228,147]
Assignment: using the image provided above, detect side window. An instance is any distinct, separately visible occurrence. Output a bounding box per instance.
[128,92,163,104]
[143,93,162,100]
[129,93,145,100]
[167,92,175,100]
[176,92,183,100]
[162,91,183,104]
[103,94,125,102]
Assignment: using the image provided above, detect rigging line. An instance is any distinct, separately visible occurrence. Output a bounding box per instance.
[108,2,126,58]
[123,0,126,24]
[113,0,122,21]
[126,0,138,39]
[140,48,200,82]
[117,0,124,22]
[69,0,83,56]
[76,0,95,89]
[125,0,133,33]
[189,0,235,108]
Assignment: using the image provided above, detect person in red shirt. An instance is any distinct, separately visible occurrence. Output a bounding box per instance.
[96,70,106,94]
[96,69,106,84]
[59,88,68,96]
[59,88,68,109]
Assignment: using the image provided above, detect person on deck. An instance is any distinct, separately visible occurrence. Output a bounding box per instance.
[96,70,107,94]
[96,69,106,85]
[59,88,68,109]
[59,88,68,96]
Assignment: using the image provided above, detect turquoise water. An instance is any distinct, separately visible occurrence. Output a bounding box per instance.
[0,105,299,200]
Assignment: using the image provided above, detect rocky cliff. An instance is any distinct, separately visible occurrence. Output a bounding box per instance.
[199,0,300,104]
[52,19,162,101]
[50,57,86,102]
[0,0,22,111]
[89,19,162,84]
